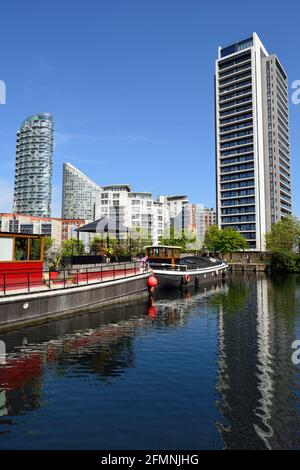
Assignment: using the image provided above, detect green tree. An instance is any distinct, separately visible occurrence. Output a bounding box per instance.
[204,225,248,254]
[43,237,53,259]
[220,227,248,254]
[203,225,222,253]
[104,238,130,257]
[268,250,298,272]
[114,240,129,256]
[131,226,152,255]
[91,235,131,257]
[160,227,197,252]
[90,236,105,255]
[265,215,300,252]
[61,238,84,256]
[265,216,300,272]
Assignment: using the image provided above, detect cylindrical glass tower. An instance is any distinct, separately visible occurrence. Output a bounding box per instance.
[13,113,54,217]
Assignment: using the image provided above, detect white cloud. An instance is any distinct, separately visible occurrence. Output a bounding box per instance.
[129,135,170,145]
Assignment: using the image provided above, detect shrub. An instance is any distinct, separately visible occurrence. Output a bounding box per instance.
[269,250,298,272]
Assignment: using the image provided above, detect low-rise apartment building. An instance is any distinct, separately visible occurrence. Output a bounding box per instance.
[0,213,86,249]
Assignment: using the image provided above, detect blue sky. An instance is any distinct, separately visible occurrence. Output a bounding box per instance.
[0,0,299,216]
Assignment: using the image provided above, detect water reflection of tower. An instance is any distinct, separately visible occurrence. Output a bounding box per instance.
[216,276,261,449]
[255,276,274,448]
[216,275,300,449]
[262,276,300,449]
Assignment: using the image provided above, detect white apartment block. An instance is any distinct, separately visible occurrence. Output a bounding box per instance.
[154,196,215,247]
[153,199,170,244]
[95,184,131,231]
[0,213,86,249]
[62,163,215,246]
[200,208,216,235]
[129,191,154,240]
[95,185,168,243]
[215,33,292,251]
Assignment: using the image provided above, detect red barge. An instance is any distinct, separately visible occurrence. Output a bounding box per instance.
[0,232,45,292]
[0,232,151,330]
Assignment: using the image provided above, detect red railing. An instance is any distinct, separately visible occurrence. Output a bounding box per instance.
[0,261,149,296]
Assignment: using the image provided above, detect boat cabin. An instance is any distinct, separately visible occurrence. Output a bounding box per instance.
[0,233,45,291]
[145,245,181,267]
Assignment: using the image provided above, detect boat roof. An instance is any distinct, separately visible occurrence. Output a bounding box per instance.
[144,245,182,250]
[0,232,45,237]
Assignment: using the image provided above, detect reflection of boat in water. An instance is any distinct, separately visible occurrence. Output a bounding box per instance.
[0,281,227,422]
[0,353,41,391]
[0,281,227,392]
[145,246,228,288]
[0,310,149,416]
[154,281,228,315]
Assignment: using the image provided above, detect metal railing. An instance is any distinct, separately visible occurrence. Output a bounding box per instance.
[150,262,226,272]
[149,263,190,272]
[0,261,149,297]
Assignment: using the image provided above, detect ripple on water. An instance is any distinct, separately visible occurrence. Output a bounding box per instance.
[0,275,299,449]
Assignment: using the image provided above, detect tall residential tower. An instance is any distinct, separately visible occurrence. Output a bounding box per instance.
[62,163,100,221]
[13,113,54,217]
[215,33,292,250]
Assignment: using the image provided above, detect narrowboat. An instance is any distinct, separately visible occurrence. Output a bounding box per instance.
[0,232,151,330]
[145,245,227,288]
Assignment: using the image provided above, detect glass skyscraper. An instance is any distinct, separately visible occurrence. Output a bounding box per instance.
[215,33,292,250]
[62,162,100,221]
[13,113,54,217]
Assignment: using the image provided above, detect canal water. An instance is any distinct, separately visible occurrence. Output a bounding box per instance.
[0,273,300,450]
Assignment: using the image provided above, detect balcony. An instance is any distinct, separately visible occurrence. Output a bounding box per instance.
[218,71,252,90]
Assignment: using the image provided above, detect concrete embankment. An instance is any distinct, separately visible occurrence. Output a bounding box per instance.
[228,263,267,272]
